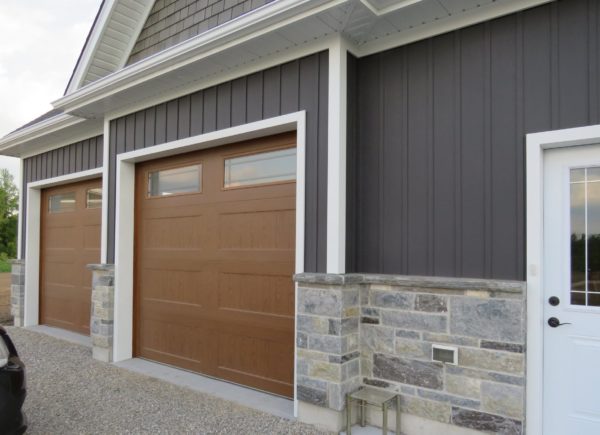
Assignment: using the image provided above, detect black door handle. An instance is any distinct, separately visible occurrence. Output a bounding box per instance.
[548,317,571,328]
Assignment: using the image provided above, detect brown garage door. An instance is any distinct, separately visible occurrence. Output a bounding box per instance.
[40,179,102,335]
[134,133,296,397]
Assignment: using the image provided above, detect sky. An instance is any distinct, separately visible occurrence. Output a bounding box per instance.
[0,0,102,187]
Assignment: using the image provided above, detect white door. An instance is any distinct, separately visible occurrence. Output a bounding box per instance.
[543,145,600,435]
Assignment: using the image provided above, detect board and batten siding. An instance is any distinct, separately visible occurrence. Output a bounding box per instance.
[20,136,104,255]
[347,0,600,281]
[108,51,328,272]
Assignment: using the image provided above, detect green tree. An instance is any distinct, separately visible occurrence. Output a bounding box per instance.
[0,169,18,258]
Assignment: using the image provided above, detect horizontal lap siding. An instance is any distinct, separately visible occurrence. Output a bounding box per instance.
[20,136,104,256]
[107,52,328,272]
[348,0,600,280]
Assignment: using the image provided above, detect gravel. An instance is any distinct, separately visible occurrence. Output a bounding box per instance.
[8,327,330,435]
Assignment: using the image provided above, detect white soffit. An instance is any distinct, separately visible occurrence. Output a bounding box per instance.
[67,0,155,94]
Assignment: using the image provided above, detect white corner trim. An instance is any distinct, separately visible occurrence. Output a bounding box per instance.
[101,121,110,263]
[526,123,600,435]
[359,0,424,16]
[23,167,104,328]
[17,159,23,259]
[326,36,348,274]
[112,111,306,416]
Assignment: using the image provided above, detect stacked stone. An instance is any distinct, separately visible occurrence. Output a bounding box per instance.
[296,274,362,411]
[296,273,526,435]
[10,260,25,327]
[87,264,115,363]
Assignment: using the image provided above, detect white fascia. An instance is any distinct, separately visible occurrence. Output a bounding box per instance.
[0,114,84,156]
[52,0,346,115]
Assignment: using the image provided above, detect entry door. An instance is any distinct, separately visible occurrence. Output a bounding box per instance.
[543,145,600,434]
[40,179,102,335]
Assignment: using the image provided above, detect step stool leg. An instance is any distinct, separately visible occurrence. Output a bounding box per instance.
[382,402,388,435]
[346,394,352,435]
[360,400,366,427]
[396,395,401,434]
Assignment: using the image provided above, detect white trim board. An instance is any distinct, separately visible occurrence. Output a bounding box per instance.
[23,168,104,328]
[525,123,600,435]
[112,111,306,417]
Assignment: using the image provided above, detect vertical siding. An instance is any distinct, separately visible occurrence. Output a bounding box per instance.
[348,0,600,280]
[107,52,328,273]
[20,136,104,256]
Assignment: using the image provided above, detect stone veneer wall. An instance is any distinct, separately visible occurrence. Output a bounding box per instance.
[87,264,115,362]
[10,260,25,327]
[294,273,526,435]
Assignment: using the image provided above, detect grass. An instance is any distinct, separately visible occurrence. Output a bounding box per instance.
[0,258,11,273]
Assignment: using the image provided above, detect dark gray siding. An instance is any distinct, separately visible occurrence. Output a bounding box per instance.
[108,52,328,272]
[347,0,600,281]
[21,136,104,256]
[127,0,275,65]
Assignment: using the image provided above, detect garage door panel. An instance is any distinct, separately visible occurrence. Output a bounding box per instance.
[217,332,293,397]
[135,133,295,397]
[141,269,212,305]
[83,225,101,249]
[218,210,295,250]
[40,179,101,335]
[218,272,294,317]
[139,319,214,371]
[143,215,207,249]
[43,227,78,249]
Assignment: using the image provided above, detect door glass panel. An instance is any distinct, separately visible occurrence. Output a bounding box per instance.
[570,167,600,306]
[86,188,102,209]
[148,164,202,197]
[224,147,296,188]
[49,192,76,213]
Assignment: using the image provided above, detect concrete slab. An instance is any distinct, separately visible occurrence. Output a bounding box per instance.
[114,357,295,420]
[25,325,91,348]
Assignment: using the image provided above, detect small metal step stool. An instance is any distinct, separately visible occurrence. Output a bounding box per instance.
[346,387,401,435]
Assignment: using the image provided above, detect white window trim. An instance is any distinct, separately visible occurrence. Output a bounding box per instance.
[526,123,600,435]
[113,111,306,416]
[23,167,104,328]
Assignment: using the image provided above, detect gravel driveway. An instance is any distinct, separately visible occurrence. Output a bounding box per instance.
[8,327,330,434]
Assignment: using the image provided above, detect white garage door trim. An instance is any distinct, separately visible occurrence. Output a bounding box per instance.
[113,111,306,414]
[23,167,104,328]
[526,123,600,435]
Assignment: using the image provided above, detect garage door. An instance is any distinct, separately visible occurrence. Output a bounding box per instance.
[134,133,296,397]
[40,179,102,334]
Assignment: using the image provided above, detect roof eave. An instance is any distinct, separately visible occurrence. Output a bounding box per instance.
[52,0,345,115]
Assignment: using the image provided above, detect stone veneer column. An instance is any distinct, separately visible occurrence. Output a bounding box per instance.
[10,259,25,327]
[294,274,362,411]
[87,264,115,362]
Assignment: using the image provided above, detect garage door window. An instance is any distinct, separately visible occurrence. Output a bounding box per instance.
[148,164,202,197]
[224,147,296,188]
[86,188,102,209]
[49,192,76,213]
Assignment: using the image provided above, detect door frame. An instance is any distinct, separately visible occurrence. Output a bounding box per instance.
[23,167,103,328]
[526,124,600,435]
[113,111,306,413]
